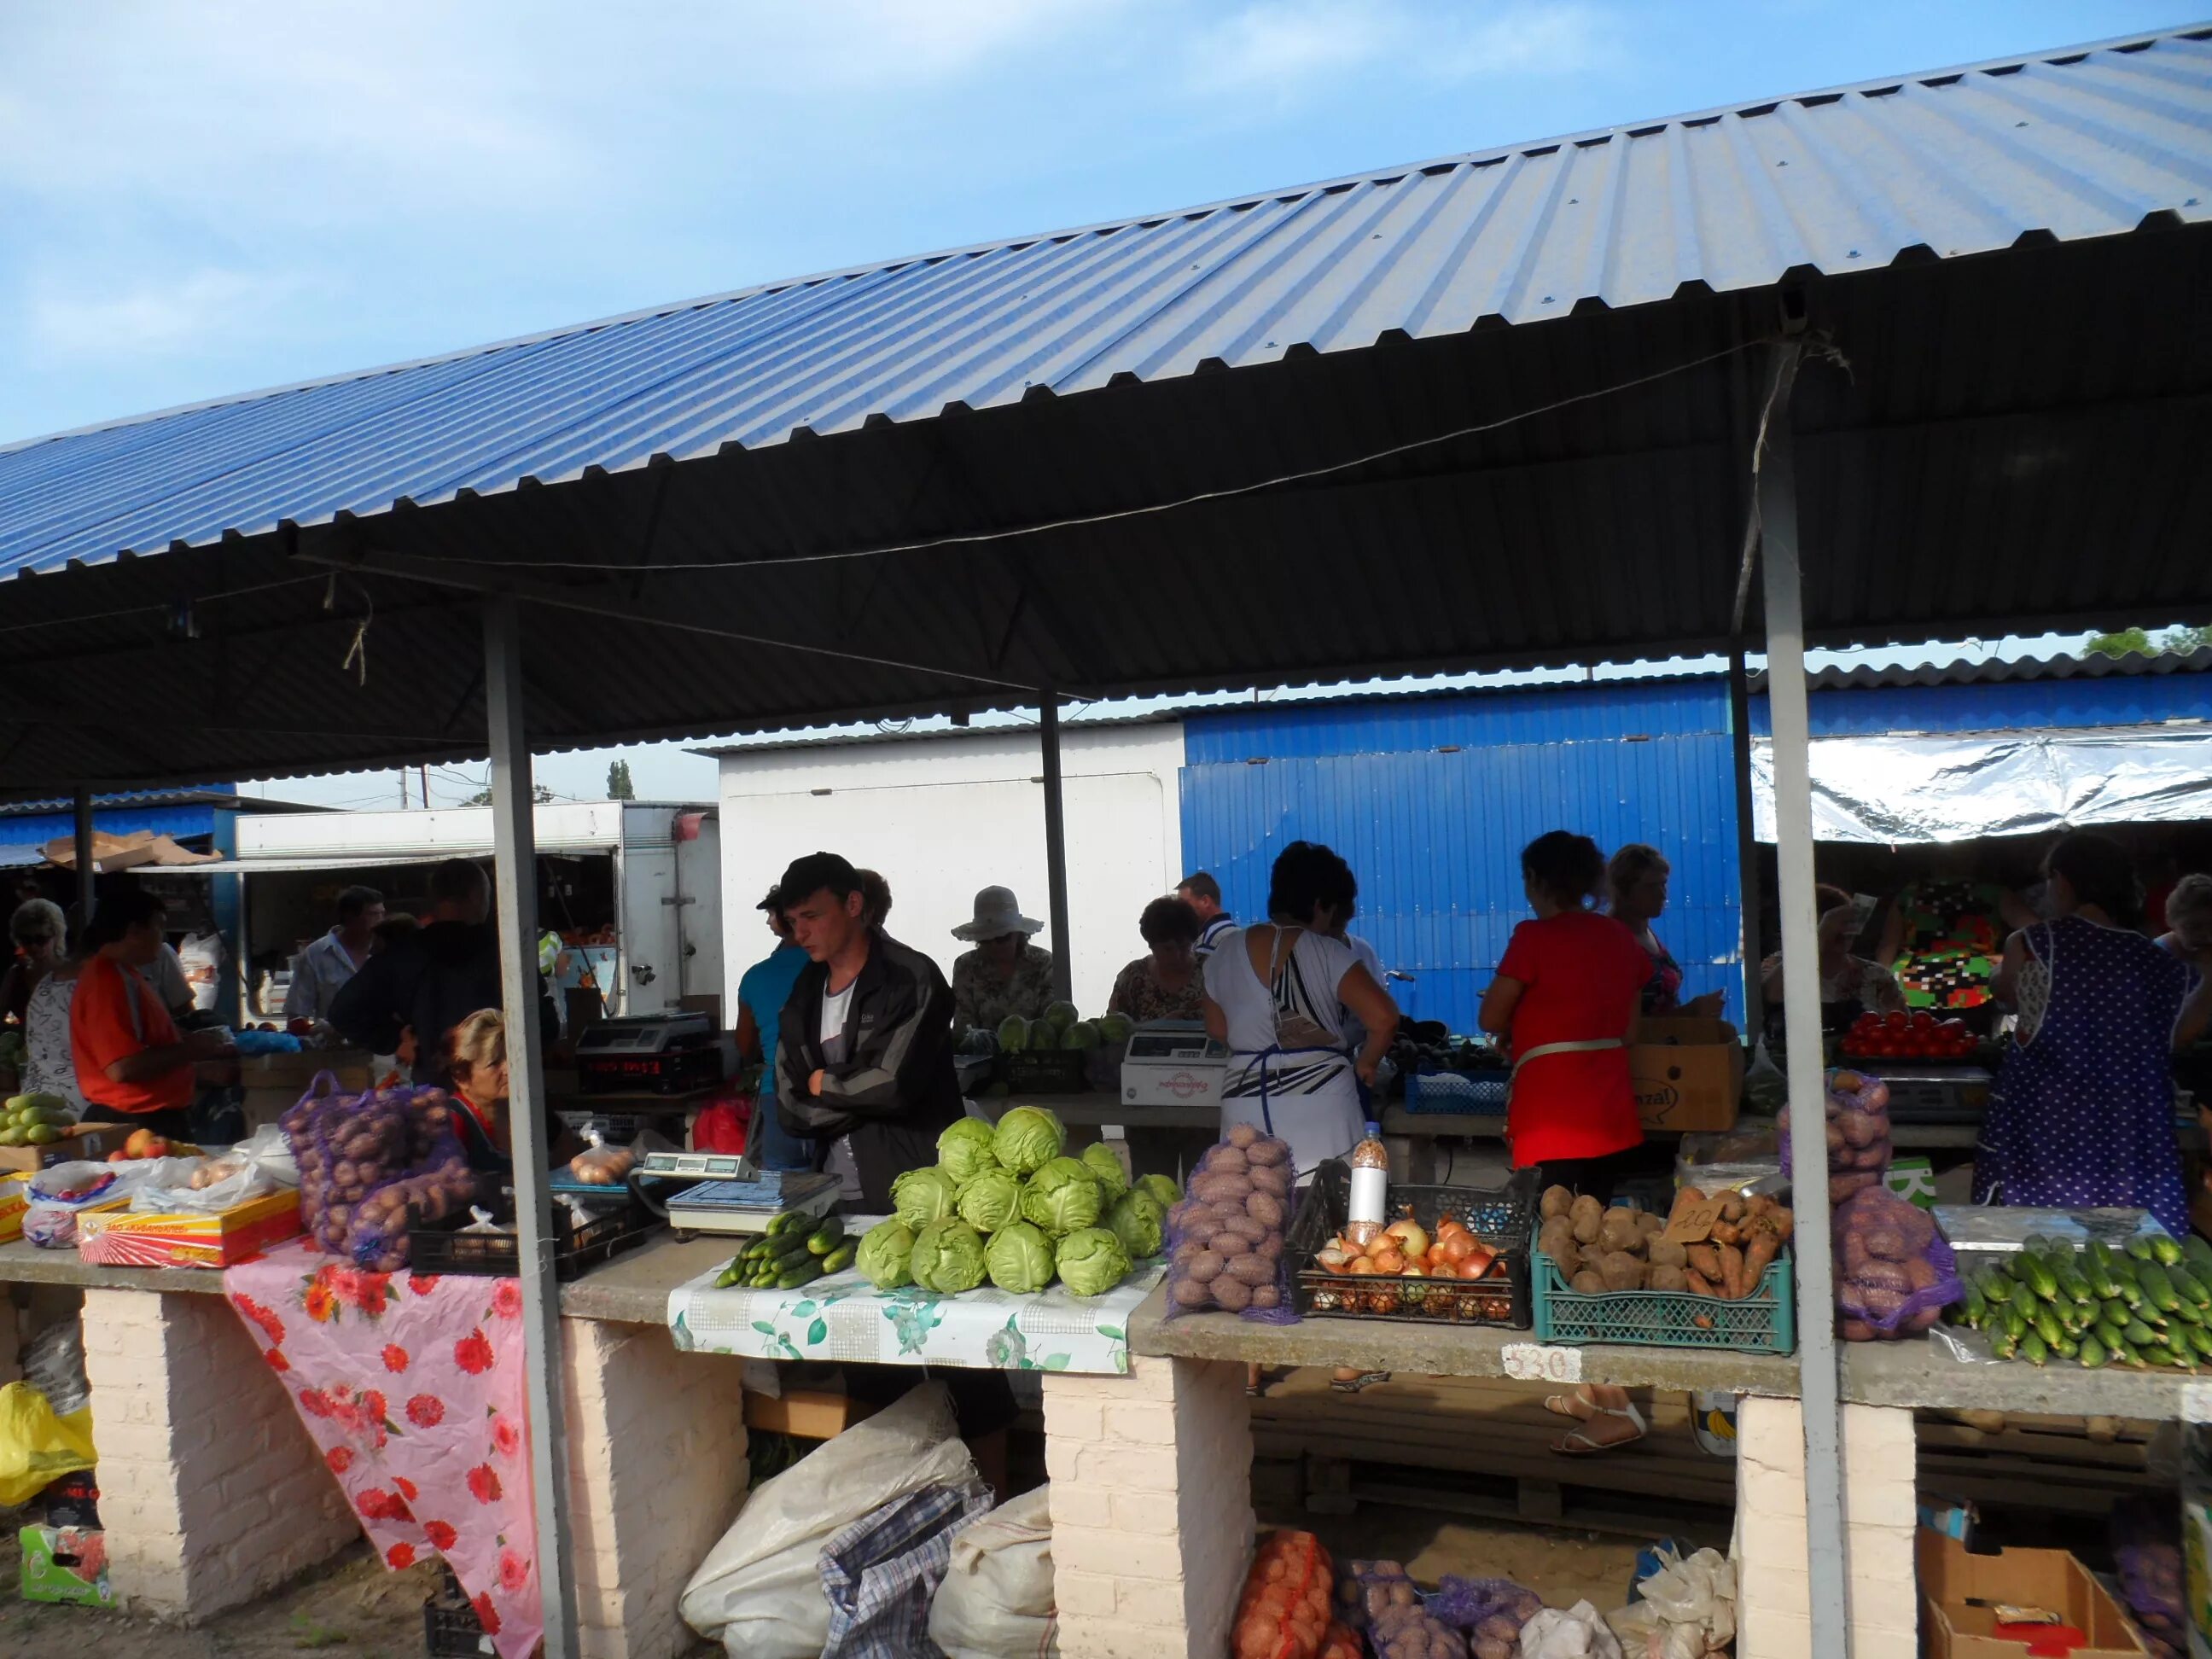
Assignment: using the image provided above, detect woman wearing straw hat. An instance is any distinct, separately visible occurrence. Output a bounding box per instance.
[950,886,1057,1038]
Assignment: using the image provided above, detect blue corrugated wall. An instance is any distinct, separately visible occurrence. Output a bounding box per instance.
[1180,683,1742,1034]
[1758,672,2212,736]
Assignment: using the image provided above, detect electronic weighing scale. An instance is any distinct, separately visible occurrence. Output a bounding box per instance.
[1121,1020,1229,1107]
[573,1011,724,1095]
[627,1150,841,1240]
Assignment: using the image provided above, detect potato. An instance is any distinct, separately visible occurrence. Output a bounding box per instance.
[1184,1215,1224,1246]
[1248,1164,1292,1198]
[1246,1190,1284,1229]
[1218,1213,1269,1244]
[1648,1265,1690,1292]
[1225,1121,1260,1149]
[1210,1275,1253,1312]
[1634,1209,1667,1237]
[1246,1136,1289,1167]
[1648,1239,1688,1269]
[1540,1185,1574,1220]
[1172,1277,1214,1308]
[1225,1253,1272,1286]
[1208,1145,1249,1175]
[1599,1250,1644,1291]
[1570,1208,1604,1246]
[1249,1284,1279,1310]
[1186,1250,1226,1284]
[1570,1268,1607,1295]
[1569,1190,1603,1227]
[1598,1214,1644,1254]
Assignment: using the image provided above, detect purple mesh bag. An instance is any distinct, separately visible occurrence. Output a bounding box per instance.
[1833,1185,1959,1339]
[1161,1127,1300,1324]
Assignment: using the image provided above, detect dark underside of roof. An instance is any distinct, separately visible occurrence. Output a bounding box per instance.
[2,224,2205,798]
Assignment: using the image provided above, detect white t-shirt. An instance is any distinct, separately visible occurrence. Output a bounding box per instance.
[819,979,857,1068]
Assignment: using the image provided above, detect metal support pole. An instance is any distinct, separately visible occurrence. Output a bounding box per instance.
[484,595,579,1659]
[1757,341,1850,1656]
[1039,689,1074,1003]
[1727,648,1765,1038]
[72,789,96,940]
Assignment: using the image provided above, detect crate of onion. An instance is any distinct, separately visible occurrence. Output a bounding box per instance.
[1286,1161,1536,1327]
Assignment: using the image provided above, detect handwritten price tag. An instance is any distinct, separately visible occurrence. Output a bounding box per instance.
[1660,1197,1725,1246]
[1501,1343,1584,1384]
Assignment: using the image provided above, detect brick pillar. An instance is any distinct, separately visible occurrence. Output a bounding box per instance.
[79,1287,358,1621]
[561,1318,750,1659]
[1734,1394,1917,1658]
[1045,1355,1254,1659]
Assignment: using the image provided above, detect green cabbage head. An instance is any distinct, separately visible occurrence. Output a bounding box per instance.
[1079,1141,1129,1200]
[938,1117,1001,1185]
[1020,1156,1103,1236]
[1106,1188,1165,1259]
[1135,1173,1181,1208]
[1056,1227,1132,1297]
[909,1218,987,1295]
[855,1219,917,1290]
[891,1166,960,1231]
[992,1105,1065,1174]
[983,1220,1057,1294]
[955,1167,1023,1233]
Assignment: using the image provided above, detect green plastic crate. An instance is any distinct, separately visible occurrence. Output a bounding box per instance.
[1528,1228,1796,1354]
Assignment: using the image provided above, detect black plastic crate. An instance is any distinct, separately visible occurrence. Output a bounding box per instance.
[409,1190,662,1282]
[1285,1159,1536,1329]
[423,1566,492,1656]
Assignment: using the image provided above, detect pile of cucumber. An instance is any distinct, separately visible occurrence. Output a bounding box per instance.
[714,1210,854,1291]
[1949,1231,2212,1370]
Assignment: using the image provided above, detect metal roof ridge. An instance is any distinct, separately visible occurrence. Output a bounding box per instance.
[4,20,2203,458]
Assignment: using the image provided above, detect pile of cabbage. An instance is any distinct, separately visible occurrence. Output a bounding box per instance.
[854,1108,1179,1299]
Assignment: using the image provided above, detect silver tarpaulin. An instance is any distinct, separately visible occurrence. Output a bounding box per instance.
[1751,726,2212,844]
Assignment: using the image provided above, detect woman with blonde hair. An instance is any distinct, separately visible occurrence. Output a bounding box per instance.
[444,1010,515,1179]
[5,899,86,1111]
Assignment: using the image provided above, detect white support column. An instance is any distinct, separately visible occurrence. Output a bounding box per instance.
[1755,339,1851,1659]
[1728,647,1765,1037]
[485,594,580,1659]
[1039,687,1074,1004]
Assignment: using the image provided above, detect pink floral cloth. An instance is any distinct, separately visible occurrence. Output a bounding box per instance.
[224,1239,540,1658]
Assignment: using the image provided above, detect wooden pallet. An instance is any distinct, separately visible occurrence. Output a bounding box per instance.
[1916,1408,2164,1516]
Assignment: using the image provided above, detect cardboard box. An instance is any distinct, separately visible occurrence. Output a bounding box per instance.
[0,1122,124,1176]
[0,1175,24,1244]
[1918,1530,2146,1658]
[19,1524,114,1607]
[1629,1017,1744,1133]
[77,1189,302,1269]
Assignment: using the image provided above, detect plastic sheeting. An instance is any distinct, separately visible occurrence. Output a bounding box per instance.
[1751,727,2212,846]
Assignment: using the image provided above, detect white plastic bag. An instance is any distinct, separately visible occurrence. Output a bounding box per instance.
[928,1484,1060,1659]
[1605,1548,1736,1659]
[23,1162,126,1249]
[679,1383,979,1659]
[1523,1602,1625,1659]
[129,1150,279,1214]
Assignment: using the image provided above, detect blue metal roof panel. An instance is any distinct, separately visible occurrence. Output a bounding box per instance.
[1,26,2205,577]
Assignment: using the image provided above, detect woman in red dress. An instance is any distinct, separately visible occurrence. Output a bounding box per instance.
[1481,830,1653,1456]
[1479,831,1650,1194]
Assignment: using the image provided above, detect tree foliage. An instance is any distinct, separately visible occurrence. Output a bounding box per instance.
[2083,626,2210,660]
[607,760,636,800]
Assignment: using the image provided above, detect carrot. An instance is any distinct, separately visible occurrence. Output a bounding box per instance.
[1708,1220,1743,1248]
[1717,1242,1747,1300]
[1743,1230,1781,1289]
[1764,1205,1796,1243]
[1686,1243,1723,1282]
[1684,1268,1719,1297]
[1720,1194,1747,1223]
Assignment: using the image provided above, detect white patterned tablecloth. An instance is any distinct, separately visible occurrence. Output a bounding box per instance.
[667,1255,1164,1376]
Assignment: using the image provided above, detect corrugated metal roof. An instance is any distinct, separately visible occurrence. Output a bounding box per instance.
[0,27,2203,798]
[2,26,2205,573]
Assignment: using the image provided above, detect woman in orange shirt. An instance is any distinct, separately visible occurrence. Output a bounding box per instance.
[71,890,232,1144]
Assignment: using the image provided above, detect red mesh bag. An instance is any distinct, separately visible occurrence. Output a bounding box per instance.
[1231,1530,1338,1659]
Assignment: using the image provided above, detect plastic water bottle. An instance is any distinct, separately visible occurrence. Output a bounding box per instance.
[1346,1121,1388,1246]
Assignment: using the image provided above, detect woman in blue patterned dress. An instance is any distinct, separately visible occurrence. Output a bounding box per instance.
[1976,834,2212,1232]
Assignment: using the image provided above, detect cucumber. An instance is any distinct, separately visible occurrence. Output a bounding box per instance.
[2078,1335,2108,1370]
[1980,1270,2015,1305]
[2052,1332,2080,1360]
[1989,1327,2019,1360]
[2171,1296,2205,1329]
[2141,1263,2186,1317]
[2020,1331,2050,1366]
[776,1261,824,1290]
[765,1208,808,1237]
[820,1243,857,1275]
[1959,1281,1988,1327]
[2186,1324,2212,1361]
[2170,1263,2212,1307]
[2014,1251,2060,1302]
[2128,1235,2158,1264]
[2054,1265,2098,1307]
[2081,1256,2123,1301]
[2184,1235,2212,1277]
[806,1217,847,1256]
[714,1262,744,1289]
[2108,1337,2145,1369]
[2106,1264,2145,1309]
[2087,1238,2121,1274]
[2126,1317,2161,1348]
[2151,1233,2185,1268]
[2033,1307,2064,1349]
[2000,1304,2029,1343]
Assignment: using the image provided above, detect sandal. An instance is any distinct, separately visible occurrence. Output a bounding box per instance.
[1330,1371,1392,1394]
[1551,1399,1647,1456]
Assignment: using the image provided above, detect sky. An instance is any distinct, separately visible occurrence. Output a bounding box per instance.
[0,0,2191,806]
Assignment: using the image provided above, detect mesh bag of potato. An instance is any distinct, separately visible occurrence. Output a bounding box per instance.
[1163,1122,1297,1321]
[1832,1184,1959,1341]
[1778,1067,1893,1208]
[1231,1530,1362,1659]
[282,1077,476,1272]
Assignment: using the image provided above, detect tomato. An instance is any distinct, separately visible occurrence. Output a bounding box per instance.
[1910,1011,1935,1033]
[1886,1011,1910,1031]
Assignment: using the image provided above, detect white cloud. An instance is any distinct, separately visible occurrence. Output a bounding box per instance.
[26,268,302,360]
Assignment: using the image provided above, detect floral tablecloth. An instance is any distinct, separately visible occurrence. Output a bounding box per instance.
[224,1240,540,1659]
[667,1258,1165,1375]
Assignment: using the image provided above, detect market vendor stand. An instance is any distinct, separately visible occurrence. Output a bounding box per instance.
[0,25,2203,1657]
